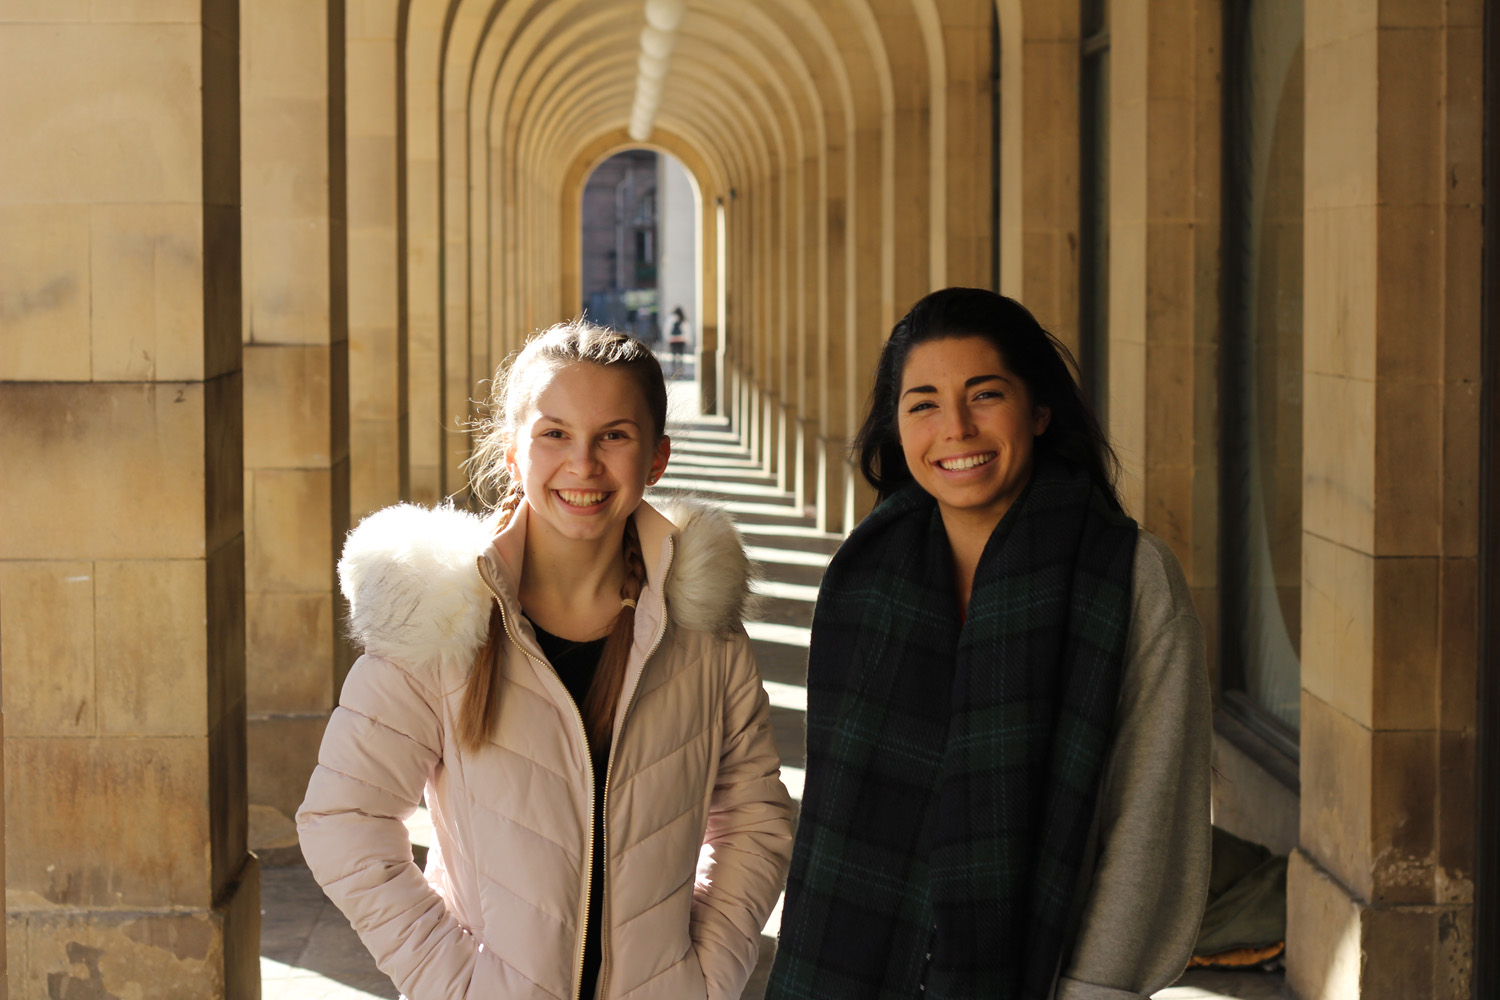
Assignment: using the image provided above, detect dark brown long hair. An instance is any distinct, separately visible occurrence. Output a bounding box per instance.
[853,287,1124,511]
[458,321,667,752]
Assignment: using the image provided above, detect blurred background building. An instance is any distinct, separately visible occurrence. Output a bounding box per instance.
[579,150,698,354]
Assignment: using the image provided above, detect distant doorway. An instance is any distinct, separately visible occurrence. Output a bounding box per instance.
[578,149,701,402]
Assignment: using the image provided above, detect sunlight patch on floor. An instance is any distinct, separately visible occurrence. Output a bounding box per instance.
[746,544,834,567]
[745,621,813,647]
[762,679,808,712]
[779,765,804,801]
[713,499,812,519]
[654,474,793,497]
[752,578,820,602]
[737,523,845,541]
[261,957,391,999]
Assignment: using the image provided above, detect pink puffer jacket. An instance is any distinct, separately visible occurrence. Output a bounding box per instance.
[297,498,795,1000]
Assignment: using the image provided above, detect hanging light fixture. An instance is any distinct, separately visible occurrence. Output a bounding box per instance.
[628,0,686,141]
[644,0,686,32]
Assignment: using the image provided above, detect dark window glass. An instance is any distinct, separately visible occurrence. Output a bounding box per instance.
[1222,0,1305,746]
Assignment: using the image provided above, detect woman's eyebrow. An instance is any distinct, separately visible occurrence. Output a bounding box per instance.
[535,415,641,428]
[900,373,1010,398]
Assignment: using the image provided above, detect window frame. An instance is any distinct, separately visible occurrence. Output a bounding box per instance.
[1216,0,1305,772]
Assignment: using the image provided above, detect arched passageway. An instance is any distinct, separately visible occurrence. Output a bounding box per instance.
[0,1,1489,997]
[574,147,705,398]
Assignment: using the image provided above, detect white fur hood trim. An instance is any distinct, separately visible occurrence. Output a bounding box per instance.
[338,497,755,663]
[338,503,497,663]
[653,495,757,635]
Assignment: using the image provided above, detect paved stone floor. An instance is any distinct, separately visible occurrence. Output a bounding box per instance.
[259,858,1288,1000]
[260,382,1290,1000]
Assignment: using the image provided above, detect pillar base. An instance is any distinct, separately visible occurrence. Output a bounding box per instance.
[816,437,846,535]
[795,417,818,513]
[1287,849,1472,1000]
[7,856,261,1000]
[247,713,330,823]
[697,350,718,414]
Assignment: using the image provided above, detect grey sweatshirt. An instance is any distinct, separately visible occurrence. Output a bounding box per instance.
[1053,530,1214,1000]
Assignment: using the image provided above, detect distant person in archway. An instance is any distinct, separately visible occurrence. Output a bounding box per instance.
[667,305,690,377]
[768,287,1211,1000]
[300,321,794,1000]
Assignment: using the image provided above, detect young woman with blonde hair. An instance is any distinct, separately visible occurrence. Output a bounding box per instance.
[299,321,794,1000]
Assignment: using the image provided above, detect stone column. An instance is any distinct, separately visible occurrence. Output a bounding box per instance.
[817,141,851,536]
[996,0,1081,349]
[937,0,995,290]
[1289,3,1481,996]
[1107,0,1221,630]
[0,703,5,996]
[405,5,445,507]
[699,187,722,414]
[843,120,887,526]
[0,4,258,997]
[241,0,353,851]
[348,0,409,519]
[796,156,823,514]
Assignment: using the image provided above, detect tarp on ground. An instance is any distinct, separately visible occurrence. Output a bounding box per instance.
[1192,825,1288,962]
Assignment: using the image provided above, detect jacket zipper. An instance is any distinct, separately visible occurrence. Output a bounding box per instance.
[477,562,596,1000]
[596,539,675,1000]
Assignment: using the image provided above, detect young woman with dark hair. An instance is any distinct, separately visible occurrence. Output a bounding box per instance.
[769,287,1211,1000]
[299,321,794,1000]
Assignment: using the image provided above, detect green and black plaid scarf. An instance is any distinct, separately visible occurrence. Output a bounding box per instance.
[768,457,1137,1000]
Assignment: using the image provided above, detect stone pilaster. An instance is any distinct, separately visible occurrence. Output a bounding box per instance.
[997,0,1081,350]
[1289,3,1482,997]
[0,707,5,997]
[0,4,258,996]
[1106,0,1221,576]
[348,0,409,520]
[241,0,353,847]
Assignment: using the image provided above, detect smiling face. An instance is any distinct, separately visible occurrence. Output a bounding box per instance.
[896,335,1051,530]
[506,362,670,545]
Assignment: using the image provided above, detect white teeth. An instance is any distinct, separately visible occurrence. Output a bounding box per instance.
[558,490,608,506]
[937,453,995,471]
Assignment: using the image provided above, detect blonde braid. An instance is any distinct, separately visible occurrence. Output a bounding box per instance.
[495,478,524,528]
[580,516,648,751]
[618,515,648,606]
[457,476,526,751]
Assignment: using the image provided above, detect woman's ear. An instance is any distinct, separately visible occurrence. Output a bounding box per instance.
[1033,405,1052,436]
[504,437,520,481]
[648,435,671,486]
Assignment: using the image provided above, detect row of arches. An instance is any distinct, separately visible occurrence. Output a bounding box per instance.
[5,0,1486,995]
[345,0,1009,530]
[237,2,1033,989]
[0,0,1223,992]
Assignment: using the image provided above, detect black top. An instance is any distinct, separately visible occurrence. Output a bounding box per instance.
[527,617,609,1000]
